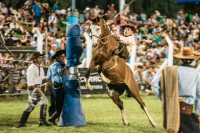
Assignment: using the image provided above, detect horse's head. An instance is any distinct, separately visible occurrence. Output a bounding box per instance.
[89,16,107,47]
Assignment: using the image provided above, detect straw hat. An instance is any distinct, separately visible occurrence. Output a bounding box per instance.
[29,52,45,61]
[173,47,200,59]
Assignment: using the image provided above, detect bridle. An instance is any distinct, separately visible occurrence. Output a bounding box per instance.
[91,19,113,47]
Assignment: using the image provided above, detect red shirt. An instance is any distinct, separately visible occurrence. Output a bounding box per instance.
[110,7,115,13]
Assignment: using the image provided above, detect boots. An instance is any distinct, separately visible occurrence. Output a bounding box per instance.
[18,111,31,128]
[39,105,52,126]
[48,111,58,125]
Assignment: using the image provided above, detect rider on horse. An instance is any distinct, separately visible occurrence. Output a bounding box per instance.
[114,24,136,59]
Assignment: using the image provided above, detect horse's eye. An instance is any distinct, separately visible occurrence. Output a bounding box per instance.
[97,28,100,30]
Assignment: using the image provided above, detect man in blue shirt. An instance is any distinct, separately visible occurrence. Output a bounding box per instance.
[32,1,41,23]
[46,50,67,125]
[52,1,59,12]
[152,47,200,132]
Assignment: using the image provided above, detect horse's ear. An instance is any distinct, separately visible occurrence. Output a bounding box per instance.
[88,17,93,22]
[95,17,100,22]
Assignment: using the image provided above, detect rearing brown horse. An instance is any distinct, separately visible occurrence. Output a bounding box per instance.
[85,17,158,128]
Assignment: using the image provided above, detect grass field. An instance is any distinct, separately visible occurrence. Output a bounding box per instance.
[0,94,164,133]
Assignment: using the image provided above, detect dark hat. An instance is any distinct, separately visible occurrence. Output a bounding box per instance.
[137,65,143,69]
[29,52,45,61]
[122,24,135,31]
[52,50,66,59]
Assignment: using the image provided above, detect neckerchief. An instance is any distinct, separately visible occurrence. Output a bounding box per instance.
[33,63,43,76]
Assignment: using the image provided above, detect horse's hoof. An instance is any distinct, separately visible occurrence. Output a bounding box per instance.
[86,84,93,91]
[123,121,130,126]
[150,121,158,128]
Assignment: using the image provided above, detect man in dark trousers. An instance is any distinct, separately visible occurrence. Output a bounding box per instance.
[152,47,200,132]
[45,50,67,125]
[18,52,51,127]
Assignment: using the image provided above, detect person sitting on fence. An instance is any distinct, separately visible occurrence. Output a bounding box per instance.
[0,80,6,94]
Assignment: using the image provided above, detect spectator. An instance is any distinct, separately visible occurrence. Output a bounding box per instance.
[93,5,101,17]
[8,61,21,94]
[30,37,37,47]
[193,13,200,23]
[136,54,147,64]
[0,3,8,15]
[185,37,193,47]
[141,13,147,25]
[143,66,154,92]
[110,4,115,14]
[0,80,6,94]
[32,1,41,23]
[48,11,57,28]
[9,20,18,31]
[0,11,5,19]
[24,0,32,6]
[50,44,58,56]
[140,24,149,39]
[52,1,59,12]
[134,65,145,91]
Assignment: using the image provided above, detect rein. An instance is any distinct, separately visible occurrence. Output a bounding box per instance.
[91,19,113,46]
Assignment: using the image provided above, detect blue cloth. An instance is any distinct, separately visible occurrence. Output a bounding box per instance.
[58,80,87,127]
[152,66,200,115]
[51,87,65,113]
[166,50,169,59]
[52,5,58,11]
[32,4,41,16]
[47,62,66,84]
[84,48,87,58]
[66,24,83,67]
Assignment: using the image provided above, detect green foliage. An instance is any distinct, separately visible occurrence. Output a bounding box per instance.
[0,94,164,133]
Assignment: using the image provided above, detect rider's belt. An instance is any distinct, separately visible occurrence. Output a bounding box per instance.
[180,102,193,115]
[54,82,63,88]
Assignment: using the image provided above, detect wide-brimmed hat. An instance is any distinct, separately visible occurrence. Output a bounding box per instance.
[122,24,135,31]
[52,50,66,59]
[155,31,160,34]
[173,47,200,59]
[29,52,45,61]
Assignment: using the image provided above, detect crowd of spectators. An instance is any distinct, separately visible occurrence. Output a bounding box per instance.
[0,1,200,94]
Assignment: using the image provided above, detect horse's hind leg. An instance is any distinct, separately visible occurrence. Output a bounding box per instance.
[108,89,130,126]
[129,87,158,128]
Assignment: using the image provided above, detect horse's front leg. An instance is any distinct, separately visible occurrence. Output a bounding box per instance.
[85,60,96,91]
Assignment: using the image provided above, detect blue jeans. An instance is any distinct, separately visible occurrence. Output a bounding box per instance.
[34,16,41,23]
[51,87,65,113]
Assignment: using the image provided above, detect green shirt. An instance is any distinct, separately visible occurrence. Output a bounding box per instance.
[156,16,164,24]
[150,35,162,42]
[140,27,149,36]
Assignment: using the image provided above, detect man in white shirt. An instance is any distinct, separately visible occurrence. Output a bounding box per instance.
[18,52,52,128]
[30,37,37,47]
[48,11,57,27]
[9,20,18,30]
[93,5,101,17]
[0,3,8,15]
